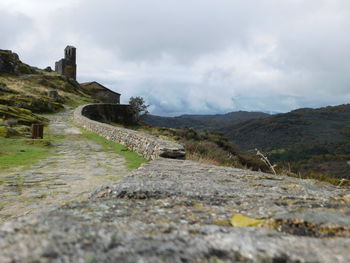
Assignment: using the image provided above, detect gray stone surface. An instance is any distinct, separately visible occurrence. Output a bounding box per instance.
[47,90,59,100]
[0,158,349,262]
[0,50,35,75]
[0,50,20,74]
[74,104,185,160]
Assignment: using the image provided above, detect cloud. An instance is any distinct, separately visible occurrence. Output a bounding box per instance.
[1,0,350,115]
[0,9,33,49]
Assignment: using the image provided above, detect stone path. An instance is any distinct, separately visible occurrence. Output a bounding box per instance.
[0,158,349,262]
[0,109,128,223]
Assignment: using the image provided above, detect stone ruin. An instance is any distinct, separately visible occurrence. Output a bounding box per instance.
[55,46,77,80]
[47,90,59,101]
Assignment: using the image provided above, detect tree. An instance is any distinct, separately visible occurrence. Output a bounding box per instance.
[129,96,149,121]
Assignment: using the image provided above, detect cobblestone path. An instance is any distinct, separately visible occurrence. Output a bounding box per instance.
[0,109,128,223]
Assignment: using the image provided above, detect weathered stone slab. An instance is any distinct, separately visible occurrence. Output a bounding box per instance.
[0,159,349,262]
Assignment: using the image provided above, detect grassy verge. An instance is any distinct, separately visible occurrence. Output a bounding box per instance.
[65,95,94,108]
[279,169,350,187]
[80,129,148,169]
[0,138,52,171]
[114,122,269,172]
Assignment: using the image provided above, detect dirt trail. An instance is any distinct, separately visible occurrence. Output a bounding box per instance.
[0,109,128,223]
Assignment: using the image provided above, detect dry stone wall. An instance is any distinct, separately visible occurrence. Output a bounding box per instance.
[74,104,185,160]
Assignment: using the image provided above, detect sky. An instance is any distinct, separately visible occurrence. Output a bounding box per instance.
[1,0,349,116]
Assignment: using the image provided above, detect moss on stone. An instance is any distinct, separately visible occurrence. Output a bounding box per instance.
[0,126,7,137]
[0,104,48,126]
[0,94,64,113]
[13,125,31,135]
[0,126,20,138]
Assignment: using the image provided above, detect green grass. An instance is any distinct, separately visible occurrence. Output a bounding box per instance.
[65,95,94,108]
[0,138,52,170]
[81,129,148,169]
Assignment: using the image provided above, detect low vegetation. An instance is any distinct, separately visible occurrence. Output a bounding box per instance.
[120,123,269,172]
[218,104,350,182]
[0,104,48,126]
[254,148,350,186]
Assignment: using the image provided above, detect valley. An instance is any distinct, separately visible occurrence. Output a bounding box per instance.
[142,105,350,182]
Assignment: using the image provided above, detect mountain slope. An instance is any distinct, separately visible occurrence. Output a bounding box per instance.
[219,105,350,151]
[218,104,350,179]
[143,111,269,131]
[144,104,350,180]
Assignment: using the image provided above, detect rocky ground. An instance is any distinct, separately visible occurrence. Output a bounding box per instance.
[0,111,350,262]
[0,109,128,223]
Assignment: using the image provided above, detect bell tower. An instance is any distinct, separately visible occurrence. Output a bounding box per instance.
[55,45,77,80]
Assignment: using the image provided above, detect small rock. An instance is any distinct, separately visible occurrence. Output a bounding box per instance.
[44,66,53,72]
[48,90,59,100]
[344,194,350,203]
[27,193,45,199]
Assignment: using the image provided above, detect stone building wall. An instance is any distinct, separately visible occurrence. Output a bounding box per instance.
[74,104,185,160]
[54,59,65,75]
[80,82,120,104]
[94,90,120,104]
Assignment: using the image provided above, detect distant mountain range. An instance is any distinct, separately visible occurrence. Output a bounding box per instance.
[219,105,350,151]
[142,111,269,131]
[143,104,350,179]
[220,104,350,179]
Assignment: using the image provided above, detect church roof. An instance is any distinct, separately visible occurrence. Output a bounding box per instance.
[80,81,121,95]
[65,45,76,50]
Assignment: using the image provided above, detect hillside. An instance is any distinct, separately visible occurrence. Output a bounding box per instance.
[143,104,350,181]
[142,111,268,131]
[0,49,93,137]
[218,104,350,179]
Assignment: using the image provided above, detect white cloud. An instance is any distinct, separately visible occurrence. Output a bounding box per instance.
[0,10,33,49]
[1,0,350,115]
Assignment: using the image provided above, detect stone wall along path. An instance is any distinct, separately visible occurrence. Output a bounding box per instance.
[74,104,185,160]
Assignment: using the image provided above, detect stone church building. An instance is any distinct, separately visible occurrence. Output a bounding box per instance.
[55,46,121,104]
[80,81,121,104]
[55,46,77,80]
